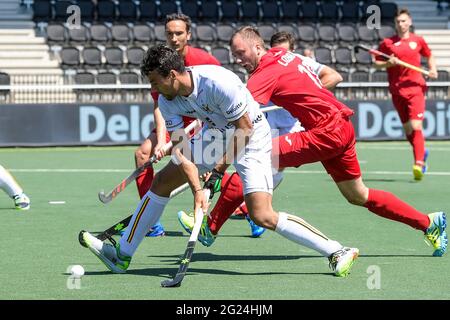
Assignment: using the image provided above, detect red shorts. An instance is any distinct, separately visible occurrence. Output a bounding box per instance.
[272,117,361,183]
[391,89,426,123]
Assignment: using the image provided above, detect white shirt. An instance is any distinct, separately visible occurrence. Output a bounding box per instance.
[158,65,266,134]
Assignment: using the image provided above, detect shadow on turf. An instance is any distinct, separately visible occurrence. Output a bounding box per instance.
[81,267,330,278]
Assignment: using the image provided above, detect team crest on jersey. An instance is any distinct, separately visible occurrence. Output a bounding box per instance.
[409,41,418,50]
[394,41,401,46]
[201,103,213,114]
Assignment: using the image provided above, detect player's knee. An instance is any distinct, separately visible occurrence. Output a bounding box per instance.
[345,193,367,206]
[249,210,277,230]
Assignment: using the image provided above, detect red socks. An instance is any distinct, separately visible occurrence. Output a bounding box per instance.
[208,172,244,235]
[364,189,430,232]
[406,130,425,166]
[135,166,154,199]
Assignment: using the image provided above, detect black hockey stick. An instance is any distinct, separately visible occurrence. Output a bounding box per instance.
[161,188,211,288]
[78,215,132,248]
[98,119,202,204]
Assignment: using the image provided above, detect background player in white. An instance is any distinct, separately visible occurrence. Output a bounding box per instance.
[177,31,346,246]
[0,164,30,210]
[81,45,359,277]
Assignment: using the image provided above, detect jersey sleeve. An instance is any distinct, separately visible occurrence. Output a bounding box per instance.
[419,36,432,58]
[301,56,324,75]
[158,98,184,131]
[213,80,249,122]
[247,68,278,105]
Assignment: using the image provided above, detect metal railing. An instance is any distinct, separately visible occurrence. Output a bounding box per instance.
[1,82,450,104]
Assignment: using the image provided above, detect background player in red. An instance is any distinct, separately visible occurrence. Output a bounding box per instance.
[374,8,437,181]
[133,13,220,236]
[229,26,446,257]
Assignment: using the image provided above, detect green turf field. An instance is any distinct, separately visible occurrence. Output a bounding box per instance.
[1,141,449,300]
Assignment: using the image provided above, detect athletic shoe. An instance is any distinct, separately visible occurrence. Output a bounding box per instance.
[177,210,216,247]
[245,214,266,238]
[422,149,429,174]
[118,223,165,237]
[145,222,165,237]
[413,165,425,181]
[328,247,359,277]
[14,193,30,210]
[81,231,131,273]
[425,212,448,257]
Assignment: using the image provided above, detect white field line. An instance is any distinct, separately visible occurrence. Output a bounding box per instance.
[8,168,450,176]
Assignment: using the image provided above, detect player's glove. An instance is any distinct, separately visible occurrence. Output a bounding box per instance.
[203,168,224,199]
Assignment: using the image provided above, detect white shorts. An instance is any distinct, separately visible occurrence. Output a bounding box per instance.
[187,124,273,195]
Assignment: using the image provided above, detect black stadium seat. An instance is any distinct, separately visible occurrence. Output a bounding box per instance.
[221,0,240,21]
[334,47,353,67]
[118,0,137,21]
[211,46,232,65]
[139,0,158,21]
[132,24,154,44]
[74,71,95,85]
[297,23,317,46]
[33,0,52,22]
[97,72,117,84]
[378,25,396,40]
[277,23,299,42]
[201,0,219,22]
[195,23,217,43]
[104,47,124,68]
[300,0,319,22]
[60,47,81,68]
[280,0,299,22]
[314,47,333,65]
[126,47,145,67]
[90,24,111,43]
[46,23,66,44]
[357,24,378,44]
[260,0,280,22]
[317,24,338,44]
[119,71,140,84]
[97,0,116,22]
[341,1,360,22]
[153,24,166,43]
[159,0,179,20]
[54,0,73,22]
[68,24,89,44]
[180,0,200,20]
[216,23,235,44]
[240,0,260,22]
[337,24,358,45]
[82,47,103,68]
[320,1,339,22]
[111,24,131,43]
[257,24,276,43]
[77,0,95,23]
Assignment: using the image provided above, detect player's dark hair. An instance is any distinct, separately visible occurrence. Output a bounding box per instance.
[165,13,192,33]
[140,44,185,78]
[231,25,265,47]
[270,31,295,51]
[396,8,411,18]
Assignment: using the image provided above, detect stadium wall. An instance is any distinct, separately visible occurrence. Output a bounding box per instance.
[1,100,450,146]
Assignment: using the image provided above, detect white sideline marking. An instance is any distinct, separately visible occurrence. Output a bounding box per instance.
[8,168,450,176]
[49,201,66,204]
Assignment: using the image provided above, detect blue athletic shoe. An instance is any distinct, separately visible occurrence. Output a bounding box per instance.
[422,149,429,174]
[118,222,165,237]
[245,214,265,238]
[145,222,165,237]
[425,212,447,257]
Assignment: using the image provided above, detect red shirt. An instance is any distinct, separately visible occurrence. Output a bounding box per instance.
[151,46,221,126]
[377,33,431,96]
[247,47,354,131]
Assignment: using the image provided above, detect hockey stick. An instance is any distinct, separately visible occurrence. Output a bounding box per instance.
[356,44,430,76]
[161,188,211,288]
[80,182,191,248]
[98,119,202,204]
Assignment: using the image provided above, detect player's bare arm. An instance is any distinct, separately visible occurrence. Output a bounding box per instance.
[427,54,438,79]
[318,66,343,90]
[214,112,254,174]
[152,101,170,160]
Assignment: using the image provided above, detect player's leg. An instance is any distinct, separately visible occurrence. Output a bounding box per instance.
[134,131,168,236]
[82,160,188,273]
[0,165,30,210]
[325,129,447,257]
[239,133,358,277]
[392,93,427,180]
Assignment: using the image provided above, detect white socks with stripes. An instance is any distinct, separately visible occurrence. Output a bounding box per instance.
[119,190,169,257]
[275,212,342,257]
[0,165,23,198]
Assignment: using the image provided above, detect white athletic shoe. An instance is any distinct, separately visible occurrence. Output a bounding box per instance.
[14,193,30,210]
[328,247,359,277]
[81,231,130,274]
